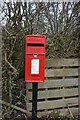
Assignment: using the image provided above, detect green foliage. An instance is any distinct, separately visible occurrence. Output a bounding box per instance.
[38,114,79,120]
[50,110,60,118]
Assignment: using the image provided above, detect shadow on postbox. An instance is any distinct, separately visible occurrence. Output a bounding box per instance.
[25,35,46,82]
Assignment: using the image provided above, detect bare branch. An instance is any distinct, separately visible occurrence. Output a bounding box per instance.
[0,99,31,116]
[4,52,18,74]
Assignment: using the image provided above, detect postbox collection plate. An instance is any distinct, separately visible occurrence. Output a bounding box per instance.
[31,59,39,74]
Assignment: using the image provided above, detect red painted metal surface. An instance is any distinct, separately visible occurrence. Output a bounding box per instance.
[25,35,46,83]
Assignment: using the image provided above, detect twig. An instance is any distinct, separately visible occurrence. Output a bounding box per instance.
[67,104,74,118]
[3,27,13,36]
[8,37,17,59]
[66,40,73,52]
[0,100,31,116]
[5,52,18,74]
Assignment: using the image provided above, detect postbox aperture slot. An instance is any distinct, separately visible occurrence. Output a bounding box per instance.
[27,43,44,47]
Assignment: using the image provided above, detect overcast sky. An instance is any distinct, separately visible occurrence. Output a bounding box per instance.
[0,0,79,3]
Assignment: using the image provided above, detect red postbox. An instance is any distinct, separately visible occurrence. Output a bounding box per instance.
[25,35,46,82]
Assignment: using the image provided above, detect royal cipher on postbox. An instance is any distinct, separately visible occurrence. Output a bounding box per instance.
[25,35,46,82]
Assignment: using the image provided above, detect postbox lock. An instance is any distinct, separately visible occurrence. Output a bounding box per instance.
[34,55,37,58]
